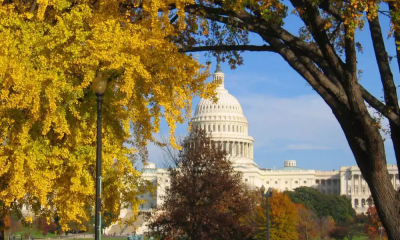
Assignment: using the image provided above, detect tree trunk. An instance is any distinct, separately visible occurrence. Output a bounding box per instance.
[335,111,400,240]
[0,219,5,240]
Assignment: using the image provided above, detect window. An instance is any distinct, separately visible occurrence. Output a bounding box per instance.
[213,125,216,131]
[228,125,230,132]
[285,181,288,184]
[275,181,278,184]
[208,125,210,131]
[223,125,225,132]
[304,181,307,184]
[218,125,220,131]
[295,181,298,184]
[245,179,248,182]
[266,181,269,184]
[316,180,320,184]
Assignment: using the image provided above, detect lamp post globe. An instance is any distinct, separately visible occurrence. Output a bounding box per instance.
[260,185,266,195]
[91,71,108,95]
[93,71,107,240]
[267,187,273,196]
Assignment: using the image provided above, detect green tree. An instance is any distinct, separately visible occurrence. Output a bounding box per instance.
[285,187,355,223]
[342,217,365,240]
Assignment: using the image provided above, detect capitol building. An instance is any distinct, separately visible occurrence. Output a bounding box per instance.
[105,64,400,235]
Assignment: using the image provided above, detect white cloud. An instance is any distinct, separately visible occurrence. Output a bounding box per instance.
[284,144,331,150]
[237,94,348,151]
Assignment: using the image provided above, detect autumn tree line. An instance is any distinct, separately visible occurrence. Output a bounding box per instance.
[147,129,387,240]
[1,0,400,239]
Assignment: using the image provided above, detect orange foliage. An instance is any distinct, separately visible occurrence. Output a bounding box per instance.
[296,204,317,240]
[255,190,298,240]
[364,205,387,240]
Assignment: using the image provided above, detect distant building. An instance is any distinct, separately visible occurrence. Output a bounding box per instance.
[105,64,400,235]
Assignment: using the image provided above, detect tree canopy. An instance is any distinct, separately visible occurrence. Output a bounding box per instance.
[149,129,253,240]
[285,187,355,223]
[254,190,299,240]
[0,0,217,233]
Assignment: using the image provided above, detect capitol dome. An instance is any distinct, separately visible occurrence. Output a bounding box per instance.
[191,62,256,168]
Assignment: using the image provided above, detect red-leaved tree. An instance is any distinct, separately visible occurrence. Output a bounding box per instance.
[365,204,388,240]
[149,129,253,240]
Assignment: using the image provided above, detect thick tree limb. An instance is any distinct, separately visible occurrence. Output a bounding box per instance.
[368,13,400,168]
[318,0,344,21]
[179,44,277,53]
[368,15,399,112]
[290,0,344,79]
[264,35,345,112]
[292,48,349,106]
[388,2,400,76]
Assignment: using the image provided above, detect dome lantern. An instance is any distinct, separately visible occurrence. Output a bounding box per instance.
[214,60,225,89]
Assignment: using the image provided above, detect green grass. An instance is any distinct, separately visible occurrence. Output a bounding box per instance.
[352,236,369,240]
[7,227,57,239]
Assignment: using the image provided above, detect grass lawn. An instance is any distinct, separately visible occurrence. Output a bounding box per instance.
[352,236,369,240]
[6,227,56,239]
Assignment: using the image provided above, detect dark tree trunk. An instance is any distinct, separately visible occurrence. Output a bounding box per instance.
[0,219,5,240]
[337,115,400,240]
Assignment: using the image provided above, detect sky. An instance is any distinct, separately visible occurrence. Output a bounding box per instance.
[145,10,400,171]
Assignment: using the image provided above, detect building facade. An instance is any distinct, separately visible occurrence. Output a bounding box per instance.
[105,64,400,235]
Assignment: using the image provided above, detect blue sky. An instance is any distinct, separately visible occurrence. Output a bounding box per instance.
[146,11,399,171]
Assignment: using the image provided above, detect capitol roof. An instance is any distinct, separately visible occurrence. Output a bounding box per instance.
[192,62,247,121]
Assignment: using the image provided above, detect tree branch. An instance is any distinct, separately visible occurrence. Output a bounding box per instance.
[318,0,344,21]
[290,0,345,79]
[179,44,277,53]
[361,87,400,128]
[368,14,399,113]
[264,35,345,112]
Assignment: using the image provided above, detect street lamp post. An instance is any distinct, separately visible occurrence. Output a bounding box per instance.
[91,72,108,240]
[260,185,273,240]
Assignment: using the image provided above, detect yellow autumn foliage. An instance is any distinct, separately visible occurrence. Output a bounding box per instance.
[255,190,299,240]
[0,0,217,230]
